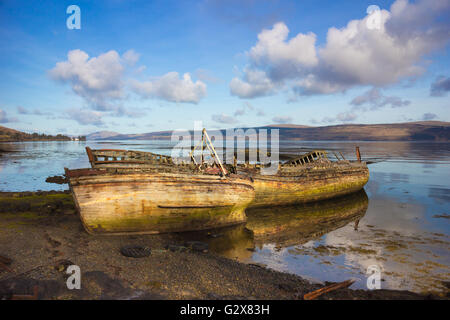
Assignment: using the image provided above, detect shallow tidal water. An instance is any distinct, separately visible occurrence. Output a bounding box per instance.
[0,140,449,294]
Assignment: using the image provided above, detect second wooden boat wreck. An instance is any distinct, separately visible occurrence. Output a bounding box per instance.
[237,150,369,208]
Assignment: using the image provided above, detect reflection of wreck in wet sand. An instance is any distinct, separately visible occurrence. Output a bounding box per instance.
[175,224,255,261]
[246,190,368,248]
[176,191,368,261]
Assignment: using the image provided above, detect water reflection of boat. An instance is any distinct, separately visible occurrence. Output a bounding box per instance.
[174,224,255,261]
[246,190,368,247]
[175,190,368,259]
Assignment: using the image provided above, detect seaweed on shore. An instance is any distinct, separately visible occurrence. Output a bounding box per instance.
[0,191,75,217]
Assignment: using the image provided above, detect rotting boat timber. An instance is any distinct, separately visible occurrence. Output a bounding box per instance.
[65,134,255,235]
[85,129,369,208]
[238,151,369,208]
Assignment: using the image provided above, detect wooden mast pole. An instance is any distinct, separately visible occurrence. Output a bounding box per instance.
[356,146,361,162]
[201,129,204,166]
[203,128,227,176]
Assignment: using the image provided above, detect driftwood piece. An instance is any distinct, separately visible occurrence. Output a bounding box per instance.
[0,261,13,273]
[0,254,12,265]
[10,286,39,300]
[303,279,355,300]
[0,254,13,273]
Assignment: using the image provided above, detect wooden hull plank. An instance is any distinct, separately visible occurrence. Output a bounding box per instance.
[67,171,255,235]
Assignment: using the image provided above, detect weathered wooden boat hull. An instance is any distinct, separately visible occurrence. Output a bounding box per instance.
[246,162,369,208]
[66,169,255,235]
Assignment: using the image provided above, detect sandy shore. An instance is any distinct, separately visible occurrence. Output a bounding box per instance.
[0,191,439,300]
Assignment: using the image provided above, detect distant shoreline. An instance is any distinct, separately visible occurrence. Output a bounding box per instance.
[0,125,86,143]
[87,121,450,142]
[0,138,85,143]
[86,138,450,142]
[2,120,449,143]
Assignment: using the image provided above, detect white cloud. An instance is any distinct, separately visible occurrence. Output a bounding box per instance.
[212,113,237,124]
[350,88,410,110]
[322,111,358,124]
[336,111,358,122]
[230,68,276,98]
[66,108,104,126]
[49,49,125,111]
[316,87,410,125]
[17,106,52,116]
[195,69,221,83]
[231,0,450,98]
[0,109,18,123]
[293,74,347,95]
[233,101,256,116]
[17,106,28,114]
[315,5,430,91]
[310,86,410,125]
[50,49,203,124]
[249,22,318,80]
[131,72,207,103]
[112,106,146,118]
[122,49,140,66]
[430,76,450,96]
[272,116,293,124]
[422,112,438,120]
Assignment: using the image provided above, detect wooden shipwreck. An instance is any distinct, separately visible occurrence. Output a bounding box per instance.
[65,132,255,235]
[78,129,369,232]
[238,154,369,208]
[85,135,368,208]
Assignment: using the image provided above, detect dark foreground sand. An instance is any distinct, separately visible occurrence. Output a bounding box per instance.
[0,191,440,300]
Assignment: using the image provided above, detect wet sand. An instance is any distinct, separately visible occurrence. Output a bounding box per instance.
[0,191,441,300]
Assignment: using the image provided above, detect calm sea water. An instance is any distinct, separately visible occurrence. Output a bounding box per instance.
[0,140,449,294]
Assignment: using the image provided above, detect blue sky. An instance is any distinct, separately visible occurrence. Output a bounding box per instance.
[0,0,449,135]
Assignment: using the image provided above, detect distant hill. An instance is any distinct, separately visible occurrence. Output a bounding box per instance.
[0,125,23,137]
[266,124,312,128]
[86,131,121,140]
[0,125,84,142]
[260,121,450,141]
[87,130,175,140]
[87,121,450,142]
